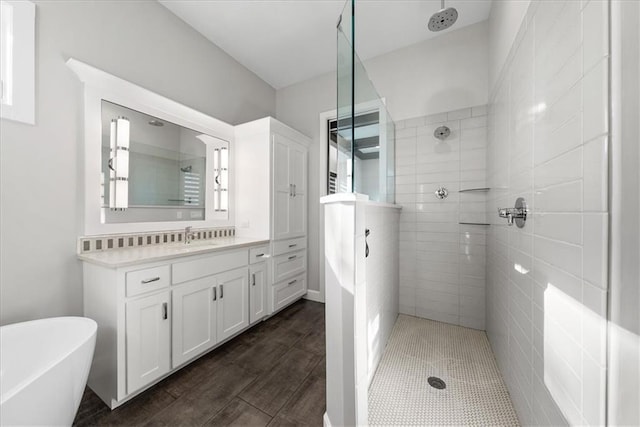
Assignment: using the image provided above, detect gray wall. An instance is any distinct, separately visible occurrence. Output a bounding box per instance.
[0,1,276,325]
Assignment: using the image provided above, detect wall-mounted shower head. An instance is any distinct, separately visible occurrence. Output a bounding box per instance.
[434,125,451,140]
[180,165,192,173]
[428,0,458,32]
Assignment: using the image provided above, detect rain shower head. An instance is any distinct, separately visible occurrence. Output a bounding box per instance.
[434,125,451,140]
[428,0,458,32]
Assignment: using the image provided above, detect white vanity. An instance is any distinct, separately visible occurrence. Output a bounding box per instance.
[80,239,271,408]
[70,58,311,409]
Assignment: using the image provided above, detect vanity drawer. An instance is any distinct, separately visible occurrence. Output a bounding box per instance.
[126,265,170,297]
[172,249,248,284]
[249,245,269,264]
[272,273,306,313]
[272,237,306,256]
[272,250,306,283]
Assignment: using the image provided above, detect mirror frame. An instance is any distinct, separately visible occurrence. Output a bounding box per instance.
[67,58,235,236]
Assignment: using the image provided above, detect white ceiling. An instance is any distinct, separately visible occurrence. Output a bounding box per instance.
[159,0,492,90]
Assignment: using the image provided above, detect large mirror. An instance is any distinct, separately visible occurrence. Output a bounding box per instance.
[101,100,228,223]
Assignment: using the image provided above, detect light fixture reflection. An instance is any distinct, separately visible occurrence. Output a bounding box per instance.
[108,116,130,210]
[212,146,228,212]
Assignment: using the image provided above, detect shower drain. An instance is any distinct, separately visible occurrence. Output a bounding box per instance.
[427,376,446,390]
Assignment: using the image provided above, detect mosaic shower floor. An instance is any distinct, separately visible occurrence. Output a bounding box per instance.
[369,315,520,426]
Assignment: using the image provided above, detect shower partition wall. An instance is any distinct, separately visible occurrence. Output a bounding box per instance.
[324,2,400,426]
[336,0,396,203]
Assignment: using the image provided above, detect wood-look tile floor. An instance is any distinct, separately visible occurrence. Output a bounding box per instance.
[74,300,326,427]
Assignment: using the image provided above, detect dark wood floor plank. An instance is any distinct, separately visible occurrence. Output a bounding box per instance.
[160,347,230,399]
[309,356,326,380]
[144,364,257,427]
[239,347,322,416]
[232,339,290,375]
[79,387,176,427]
[267,414,301,427]
[203,397,272,427]
[73,388,112,427]
[277,375,326,426]
[294,327,325,356]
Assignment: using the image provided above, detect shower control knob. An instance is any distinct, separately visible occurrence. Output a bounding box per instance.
[498,197,528,228]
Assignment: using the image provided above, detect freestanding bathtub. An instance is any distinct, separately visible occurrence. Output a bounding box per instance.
[0,317,97,426]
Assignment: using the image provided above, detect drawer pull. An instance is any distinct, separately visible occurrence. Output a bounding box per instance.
[256,253,265,257]
[288,255,297,260]
[162,302,168,320]
[288,244,297,248]
[141,277,160,284]
[288,279,297,285]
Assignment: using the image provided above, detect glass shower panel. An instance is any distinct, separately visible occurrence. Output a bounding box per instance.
[337,1,354,193]
[336,0,396,203]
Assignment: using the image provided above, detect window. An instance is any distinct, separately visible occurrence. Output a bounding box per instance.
[0,0,35,125]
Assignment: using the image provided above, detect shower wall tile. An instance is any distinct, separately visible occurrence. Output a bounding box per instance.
[486,1,609,425]
[395,105,488,329]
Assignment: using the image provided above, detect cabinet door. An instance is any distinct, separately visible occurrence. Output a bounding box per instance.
[289,144,307,237]
[217,267,249,341]
[126,291,171,394]
[249,263,267,324]
[172,276,217,368]
[273,135,291,240]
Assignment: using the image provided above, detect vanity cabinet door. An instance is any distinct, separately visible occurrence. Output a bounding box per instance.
[126,291,171,394]
[216,267,249,341]
[249,263,267,324]
[172,276,218,368]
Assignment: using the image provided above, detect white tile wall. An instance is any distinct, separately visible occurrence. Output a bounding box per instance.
[365,204,401,384]
[486,1,609,425]
[395,106,489,330]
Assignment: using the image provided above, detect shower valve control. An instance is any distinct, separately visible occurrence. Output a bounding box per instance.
[498,197,528,228]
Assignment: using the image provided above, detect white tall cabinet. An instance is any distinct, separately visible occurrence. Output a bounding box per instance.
[273,134,307,240]
[235,117,310,314]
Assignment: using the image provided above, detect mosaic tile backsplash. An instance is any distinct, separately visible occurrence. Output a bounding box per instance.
[78,227,236,254]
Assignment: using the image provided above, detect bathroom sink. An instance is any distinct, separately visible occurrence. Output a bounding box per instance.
[166,240,219,252]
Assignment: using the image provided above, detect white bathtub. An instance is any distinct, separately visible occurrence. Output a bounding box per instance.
[0,317,97,426]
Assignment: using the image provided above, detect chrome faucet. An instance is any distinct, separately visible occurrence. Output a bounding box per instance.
[185,226,196,244]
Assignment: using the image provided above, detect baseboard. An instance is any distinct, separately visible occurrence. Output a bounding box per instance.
[304,289,324,303]
[323,412,332,427]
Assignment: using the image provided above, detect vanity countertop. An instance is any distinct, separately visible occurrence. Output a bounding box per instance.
[78,237,269,268]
